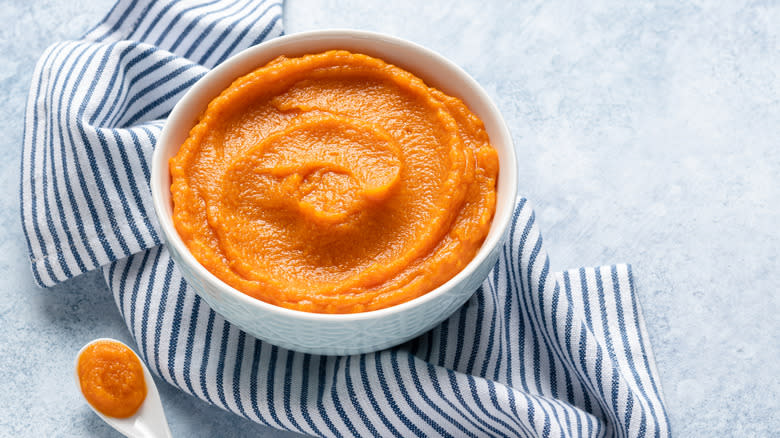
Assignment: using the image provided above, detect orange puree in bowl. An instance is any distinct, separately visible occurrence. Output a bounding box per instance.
[77,341,147,418]
[170,50,498,313]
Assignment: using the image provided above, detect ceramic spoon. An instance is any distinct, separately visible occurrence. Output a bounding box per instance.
[75,338,172,438]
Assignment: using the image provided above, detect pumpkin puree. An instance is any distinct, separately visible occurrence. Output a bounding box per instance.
[170,50,498,313]
[77,341,147,418]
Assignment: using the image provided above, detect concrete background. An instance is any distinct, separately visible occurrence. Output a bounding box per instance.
[1,0,777,436]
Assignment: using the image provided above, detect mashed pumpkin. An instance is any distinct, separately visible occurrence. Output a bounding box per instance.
[170,50,498,313]
[78,340,147,418]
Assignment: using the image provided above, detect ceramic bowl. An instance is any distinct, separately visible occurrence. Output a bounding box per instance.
[151,29,517,355]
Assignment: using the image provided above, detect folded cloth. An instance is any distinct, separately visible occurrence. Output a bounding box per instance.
[19,0,671,436]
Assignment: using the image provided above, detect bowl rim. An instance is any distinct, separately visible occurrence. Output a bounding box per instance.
[151,28,517,322]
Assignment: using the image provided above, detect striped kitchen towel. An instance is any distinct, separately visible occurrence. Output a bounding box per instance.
[19,0,670,436]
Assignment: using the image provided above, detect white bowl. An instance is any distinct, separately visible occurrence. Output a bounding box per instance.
[151,29,517,355]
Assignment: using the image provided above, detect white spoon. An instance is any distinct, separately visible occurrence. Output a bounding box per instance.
[75,338,172,438]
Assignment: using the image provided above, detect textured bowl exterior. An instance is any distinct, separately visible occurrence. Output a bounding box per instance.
[165,231,505,355]
[151,30,517,355]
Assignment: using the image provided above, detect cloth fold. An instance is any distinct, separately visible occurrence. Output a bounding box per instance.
[20,1,670,436]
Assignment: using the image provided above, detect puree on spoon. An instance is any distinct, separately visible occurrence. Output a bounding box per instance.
[170,50,498,313]
[77,340,147,418]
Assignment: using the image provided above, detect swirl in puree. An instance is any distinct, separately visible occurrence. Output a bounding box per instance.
[170,50,498,313]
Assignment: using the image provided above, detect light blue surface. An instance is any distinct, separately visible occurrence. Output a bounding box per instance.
[1,0,777,436]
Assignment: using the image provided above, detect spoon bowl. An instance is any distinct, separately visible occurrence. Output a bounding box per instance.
[75,338,172,438]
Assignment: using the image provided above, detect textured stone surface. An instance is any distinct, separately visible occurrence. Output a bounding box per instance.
[1,0,777,436]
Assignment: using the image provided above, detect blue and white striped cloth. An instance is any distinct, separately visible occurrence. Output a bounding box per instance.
[20,1,670,436]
